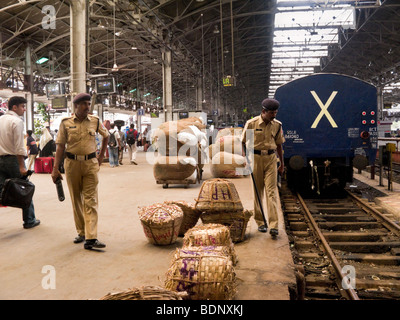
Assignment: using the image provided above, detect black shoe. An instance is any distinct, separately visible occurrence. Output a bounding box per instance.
[74,235,85,243]
[84,239,106,250]
[270,228,279,238]
[258,225,267,233]
[23,219,40,229]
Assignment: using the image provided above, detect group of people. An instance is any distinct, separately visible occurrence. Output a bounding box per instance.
[25,127,57,171]
[106,123,139,167]
[0,93,285,252]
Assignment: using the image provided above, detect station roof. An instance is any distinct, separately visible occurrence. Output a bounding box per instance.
[0,0,399,116]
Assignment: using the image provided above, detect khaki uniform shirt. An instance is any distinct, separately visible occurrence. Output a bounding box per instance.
[241,115,285,150]
[56,114,109,155]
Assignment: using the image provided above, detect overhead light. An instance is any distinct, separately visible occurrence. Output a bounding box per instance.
[213,25,220,34]
[131,46,137,50]
[36,57,49,64]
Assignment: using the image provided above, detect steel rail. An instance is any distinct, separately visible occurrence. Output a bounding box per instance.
[296,192,360,300]
[346,190,400,236]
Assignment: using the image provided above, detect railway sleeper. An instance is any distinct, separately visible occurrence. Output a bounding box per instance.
[300,252,400,265]
[289,221,382,231]
[311,214,376,223]
[322,231,388,242]
[328,241,400,253]
[318,221,382,231]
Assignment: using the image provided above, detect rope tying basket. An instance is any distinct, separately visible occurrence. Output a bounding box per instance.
[138,203,183,245]
[195,178,243,213]
[100,286,188,300]
[164,200,201,236]
[200,210,253,243]
[165,247,236,300]
[182,224,237,265]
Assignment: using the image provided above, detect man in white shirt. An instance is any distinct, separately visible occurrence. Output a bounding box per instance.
[108,123,122,167]
[0,96,40,229]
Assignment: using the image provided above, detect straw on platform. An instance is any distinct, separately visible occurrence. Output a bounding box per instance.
[100,285,188,300]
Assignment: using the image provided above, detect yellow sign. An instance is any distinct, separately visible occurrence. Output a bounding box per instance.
[310,91,338,128]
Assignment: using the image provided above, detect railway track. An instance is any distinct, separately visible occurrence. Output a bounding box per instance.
[281,182,400,300]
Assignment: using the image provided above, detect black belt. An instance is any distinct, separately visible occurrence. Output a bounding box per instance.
[0,155,15,158]
[254,149,276,155]
[66,152,96,161]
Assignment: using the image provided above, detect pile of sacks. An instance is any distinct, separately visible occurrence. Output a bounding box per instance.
[209,127,249,178]
[152,117,208,184]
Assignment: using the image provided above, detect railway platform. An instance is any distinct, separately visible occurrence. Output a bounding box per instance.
[0,150,296,300]
[353,169,400,222]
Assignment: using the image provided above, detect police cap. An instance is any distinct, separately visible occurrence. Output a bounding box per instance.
[73,93,91,104]
[262,98,280,111]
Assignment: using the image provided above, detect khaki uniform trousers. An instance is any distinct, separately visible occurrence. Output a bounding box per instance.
[65,157,100,239]
[252,153,279,230]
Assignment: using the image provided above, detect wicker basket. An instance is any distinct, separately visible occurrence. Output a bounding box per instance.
[165,248,236,300]
[195,178,243,213]
[138,203,183,245]
[182,224,237,264]
[200,210,253,243]
[100,286,187,300]
[164,201,201,236]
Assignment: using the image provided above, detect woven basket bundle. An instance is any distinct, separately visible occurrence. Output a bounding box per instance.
[100,285,187,300]
[201,210,253,243]
[195,179,243,213]
[163,201,201,236]
[182,224,237,264]
[138,203,183,245]
[165,247,236,300]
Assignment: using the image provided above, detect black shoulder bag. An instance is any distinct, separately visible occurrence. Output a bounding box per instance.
[0,172,35,209]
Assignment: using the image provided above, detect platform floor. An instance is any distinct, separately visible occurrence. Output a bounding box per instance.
[353,169,400,221]
[0,150,296,300]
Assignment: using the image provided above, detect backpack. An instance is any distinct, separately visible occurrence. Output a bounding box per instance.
[126,129,136,145]
[108,131,117,147]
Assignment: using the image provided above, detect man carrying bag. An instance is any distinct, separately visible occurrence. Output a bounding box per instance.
[0,96,40,229]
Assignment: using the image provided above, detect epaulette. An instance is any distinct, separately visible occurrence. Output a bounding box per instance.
[273,119,282,125]
[88,114,100,132]
[247,115,260,124]
[61,116,74,122]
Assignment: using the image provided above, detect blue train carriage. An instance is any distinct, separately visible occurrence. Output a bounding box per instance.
[274,73,378,194]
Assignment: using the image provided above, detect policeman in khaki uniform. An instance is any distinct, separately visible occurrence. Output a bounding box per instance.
[241,98,285,238]
[51,93,109,250]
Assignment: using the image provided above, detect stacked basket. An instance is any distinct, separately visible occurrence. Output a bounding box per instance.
[138,203,184,245]
[164,224,237,300]
[153,117,208,185]
[195,178,252,243]
[209,127,248,178]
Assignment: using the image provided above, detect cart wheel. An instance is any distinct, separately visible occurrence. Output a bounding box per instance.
[163,184,168,189]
